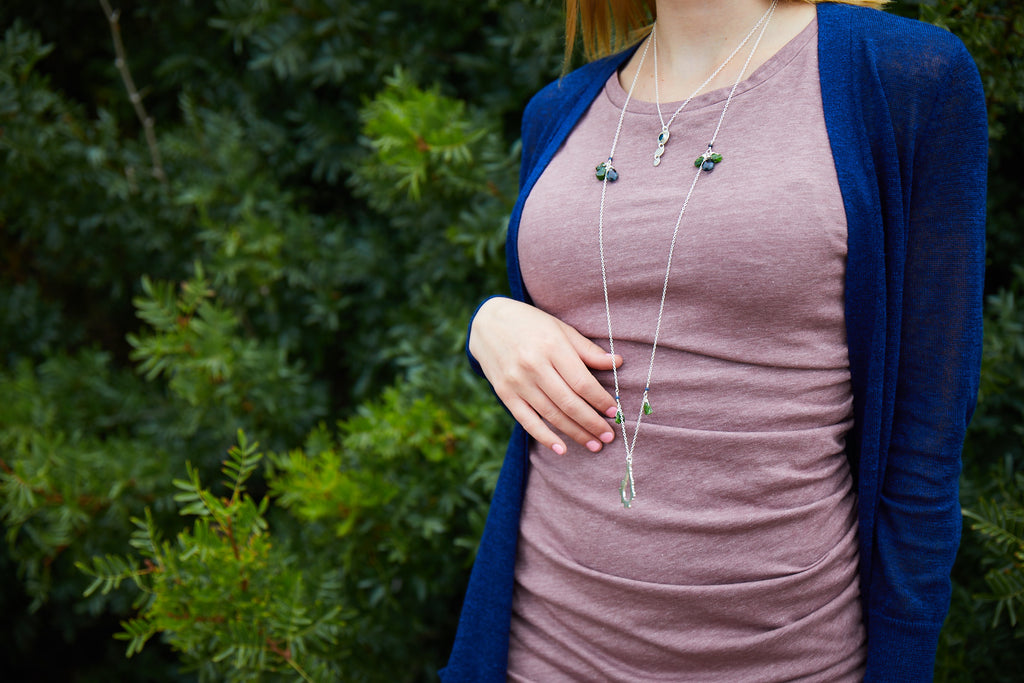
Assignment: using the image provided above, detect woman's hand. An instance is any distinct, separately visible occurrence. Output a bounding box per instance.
[469,297,622,454]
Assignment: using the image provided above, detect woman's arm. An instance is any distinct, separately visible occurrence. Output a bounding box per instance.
[864,38,987,682]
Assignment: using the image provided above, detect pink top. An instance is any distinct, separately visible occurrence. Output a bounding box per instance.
[508,19,865,682]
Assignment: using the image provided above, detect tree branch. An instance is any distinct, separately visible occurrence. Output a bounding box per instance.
[98,0,167,184]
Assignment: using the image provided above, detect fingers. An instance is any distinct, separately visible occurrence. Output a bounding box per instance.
[496,351,614,453]
[561,325,621,415]
[533,363,616,449]
[568,330,623,372]
[500,390,608,457]
[549,355,619,432]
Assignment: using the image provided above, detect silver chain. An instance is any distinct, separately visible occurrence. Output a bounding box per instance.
[599,0,778,508]
[652,1,778,166]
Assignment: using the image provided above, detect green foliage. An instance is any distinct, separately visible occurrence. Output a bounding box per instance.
[1,0,540,676]
[265,375,507,680]
[0,21,189,347]
[963,471,1024,628]
[971,266,1024,458]
[358,69,493,203]
[0,352,174,610]
[128,264,322,436]
[919,0,1024,141]
[78,434,347,682]
[75,373,506,681]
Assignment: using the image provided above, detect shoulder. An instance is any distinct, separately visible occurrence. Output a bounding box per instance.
[818,3,982,139]
[819,2,978,89]
[523,51,628,126]
[519,50,633,172]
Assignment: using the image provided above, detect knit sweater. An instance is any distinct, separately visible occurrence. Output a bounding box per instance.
[443,3,987,681]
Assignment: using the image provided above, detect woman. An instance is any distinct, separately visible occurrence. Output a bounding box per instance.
[443,0,986,680]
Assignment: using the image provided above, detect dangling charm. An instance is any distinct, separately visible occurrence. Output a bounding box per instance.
[642,393,652,415]
[614,409,624,424]
[653,128,670,166]
[620,460,636,508]
[596,159,619,182]
[694,144,723,172]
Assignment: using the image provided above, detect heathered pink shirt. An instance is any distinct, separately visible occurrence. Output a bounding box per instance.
[508,19,865,682]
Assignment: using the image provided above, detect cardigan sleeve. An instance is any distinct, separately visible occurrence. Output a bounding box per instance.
[863,39,987,682]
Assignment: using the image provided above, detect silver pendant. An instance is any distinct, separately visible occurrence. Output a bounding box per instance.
[620,461,636,508]
[653,128,670,167]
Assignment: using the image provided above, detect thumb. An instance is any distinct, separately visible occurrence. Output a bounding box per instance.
[565,327,622,369]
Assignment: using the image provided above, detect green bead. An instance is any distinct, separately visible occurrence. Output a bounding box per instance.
[643,400,652,415]
[615,410,623,424]
[694,156,703,168]
[711,153,723,163]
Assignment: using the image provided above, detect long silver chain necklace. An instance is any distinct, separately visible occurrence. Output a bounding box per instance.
[597,0,777,508]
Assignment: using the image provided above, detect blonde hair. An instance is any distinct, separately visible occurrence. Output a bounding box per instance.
[565,0,888,63]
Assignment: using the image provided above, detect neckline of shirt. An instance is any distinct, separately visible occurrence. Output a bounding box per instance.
[603,15,818,116]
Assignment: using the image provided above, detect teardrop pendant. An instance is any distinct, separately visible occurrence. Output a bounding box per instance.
[620,461,635,508]
[642,396,652,415]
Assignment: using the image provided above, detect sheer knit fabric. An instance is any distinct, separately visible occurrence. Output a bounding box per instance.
[508,21,865,681]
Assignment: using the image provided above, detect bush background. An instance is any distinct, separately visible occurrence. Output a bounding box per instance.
[0,1,1021,681]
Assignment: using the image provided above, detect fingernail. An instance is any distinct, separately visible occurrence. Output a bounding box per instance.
[586,440,601,452]
[599,431,614,443]
[605,406,618,418]
[552,443,566,455]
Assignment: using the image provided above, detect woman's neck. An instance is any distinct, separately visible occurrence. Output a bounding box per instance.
[654,0,776,60]
[621,0,815,102]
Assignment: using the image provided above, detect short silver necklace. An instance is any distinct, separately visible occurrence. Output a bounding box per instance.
[597,0,777,508]
[651,1,776,166]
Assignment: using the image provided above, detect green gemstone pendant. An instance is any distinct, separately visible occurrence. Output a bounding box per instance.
[596,160,618,182]
[694,149,723,172]
[614,409,624,424]
[642,397,652,415]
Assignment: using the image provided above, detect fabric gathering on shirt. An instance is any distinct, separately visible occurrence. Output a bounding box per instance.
[441,3,987,682]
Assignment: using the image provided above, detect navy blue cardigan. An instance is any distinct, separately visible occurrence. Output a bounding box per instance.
[444,3,987,681]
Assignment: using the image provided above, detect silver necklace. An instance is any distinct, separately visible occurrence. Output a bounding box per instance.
[652,2,777,166]
[598,0,777,508]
